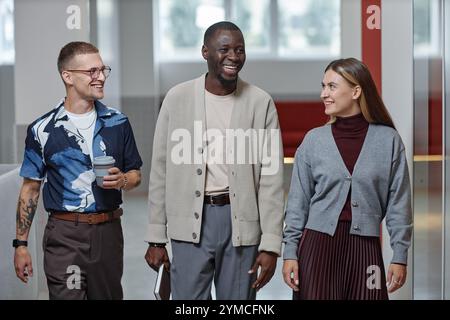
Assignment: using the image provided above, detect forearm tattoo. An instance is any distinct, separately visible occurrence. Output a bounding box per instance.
[16,195,38,236]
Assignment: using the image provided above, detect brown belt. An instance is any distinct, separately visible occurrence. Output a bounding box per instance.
[50,208,123,225]
[204,194,230,206]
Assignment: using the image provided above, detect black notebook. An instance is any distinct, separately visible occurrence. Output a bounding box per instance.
[154,264,171,300]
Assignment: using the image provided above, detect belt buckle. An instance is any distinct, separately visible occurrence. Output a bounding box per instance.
[87,215,94,225]
[210,196,215,205]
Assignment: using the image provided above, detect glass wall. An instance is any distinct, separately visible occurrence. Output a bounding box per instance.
[157,0,340,60]
[444,0,450,300]
[159,0,226,59]
[232,0,270,54]
[0,0,14,65]
[278,0,340,57]
[413,0,450,300]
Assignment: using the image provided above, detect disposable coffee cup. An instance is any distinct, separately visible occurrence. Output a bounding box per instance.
[93,156,115,188]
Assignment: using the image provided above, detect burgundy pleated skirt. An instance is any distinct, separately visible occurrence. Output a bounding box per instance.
[293,221,388,300]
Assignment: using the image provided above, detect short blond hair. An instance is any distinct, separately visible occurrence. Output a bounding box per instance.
[57,41,99,73]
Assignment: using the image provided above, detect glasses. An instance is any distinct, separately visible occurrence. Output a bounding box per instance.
[65,66,111,80]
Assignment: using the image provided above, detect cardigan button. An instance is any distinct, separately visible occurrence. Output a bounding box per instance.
[195,190,201,197]
[345,175,352,181]
[353,225,360,231]
[194,212,199,219]
[197,168,202,175]
[351,200,358,207]
[192,233,197,239]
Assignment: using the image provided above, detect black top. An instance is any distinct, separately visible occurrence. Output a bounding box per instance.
[332,113,369,221]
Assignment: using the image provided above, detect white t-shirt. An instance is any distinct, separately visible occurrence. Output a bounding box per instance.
[66,108,97,163]
[204,89,235,195]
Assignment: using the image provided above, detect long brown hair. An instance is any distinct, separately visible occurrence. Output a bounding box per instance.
[325,58,396,129]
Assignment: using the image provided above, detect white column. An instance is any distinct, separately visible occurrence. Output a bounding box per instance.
[13,0,91,299]
[96,0,121,109]
[341,0,361,60]
[381,0,414,300]
[118,0,159,194]
[444,0,450,299]
[14,0,90,126]
[119,0,157,99]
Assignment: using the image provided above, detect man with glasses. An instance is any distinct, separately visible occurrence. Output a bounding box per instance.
[13,41,142,299]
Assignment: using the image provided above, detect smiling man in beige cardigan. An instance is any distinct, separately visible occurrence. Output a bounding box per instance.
[144,21,284,300]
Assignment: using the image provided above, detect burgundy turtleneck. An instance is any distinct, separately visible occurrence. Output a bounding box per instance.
[331,112,369,221]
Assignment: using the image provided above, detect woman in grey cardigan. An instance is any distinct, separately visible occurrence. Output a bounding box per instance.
[282,58,412,300]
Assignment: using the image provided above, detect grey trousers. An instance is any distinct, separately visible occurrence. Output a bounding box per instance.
[170,204,258,300]
[43,216,124,300]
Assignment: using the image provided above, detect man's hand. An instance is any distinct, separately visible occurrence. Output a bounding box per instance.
[102,167,126,190]
[14,178,40,284]
[386,263,407,293]
[14,247,33,283]
[282,259,299,291]
[248,251,277,291]
[145,246,170,272]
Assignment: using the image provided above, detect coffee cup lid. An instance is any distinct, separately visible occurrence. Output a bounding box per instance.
[93,156,115,165]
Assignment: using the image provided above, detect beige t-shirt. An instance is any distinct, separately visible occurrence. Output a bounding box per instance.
[204,89,235,196]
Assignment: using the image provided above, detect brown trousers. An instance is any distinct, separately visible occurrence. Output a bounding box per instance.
[43,215,124,300]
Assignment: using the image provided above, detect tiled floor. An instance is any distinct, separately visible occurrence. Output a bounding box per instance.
[121,192,291,300]
[3,162,445,299]
[120,165,445,300]
[32,163,444,300]
[121,165,295,300]
[121,193,155,300]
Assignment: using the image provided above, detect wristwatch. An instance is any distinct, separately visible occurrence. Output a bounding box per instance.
[12,239,28,248]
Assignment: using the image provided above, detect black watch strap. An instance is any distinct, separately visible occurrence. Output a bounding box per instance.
[149,242,166,248]
[12,239,28,248]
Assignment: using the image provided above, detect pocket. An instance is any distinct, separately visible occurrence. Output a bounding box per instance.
[240,202,260,221]
[360,212,382,219]
[241,210,260,222]
[117,220,124,250]
[42,220,55,251]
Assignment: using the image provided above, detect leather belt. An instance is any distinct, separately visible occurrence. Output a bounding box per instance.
[204,194,230,206]
[50,208,123,225]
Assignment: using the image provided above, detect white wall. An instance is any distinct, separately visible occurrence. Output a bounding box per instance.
[381,0,414,300]
[0,65,15,163]
[159,59,331,99]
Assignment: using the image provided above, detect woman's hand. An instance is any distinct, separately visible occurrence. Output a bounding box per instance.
[282,259,299,291]
[386,263,407,293]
